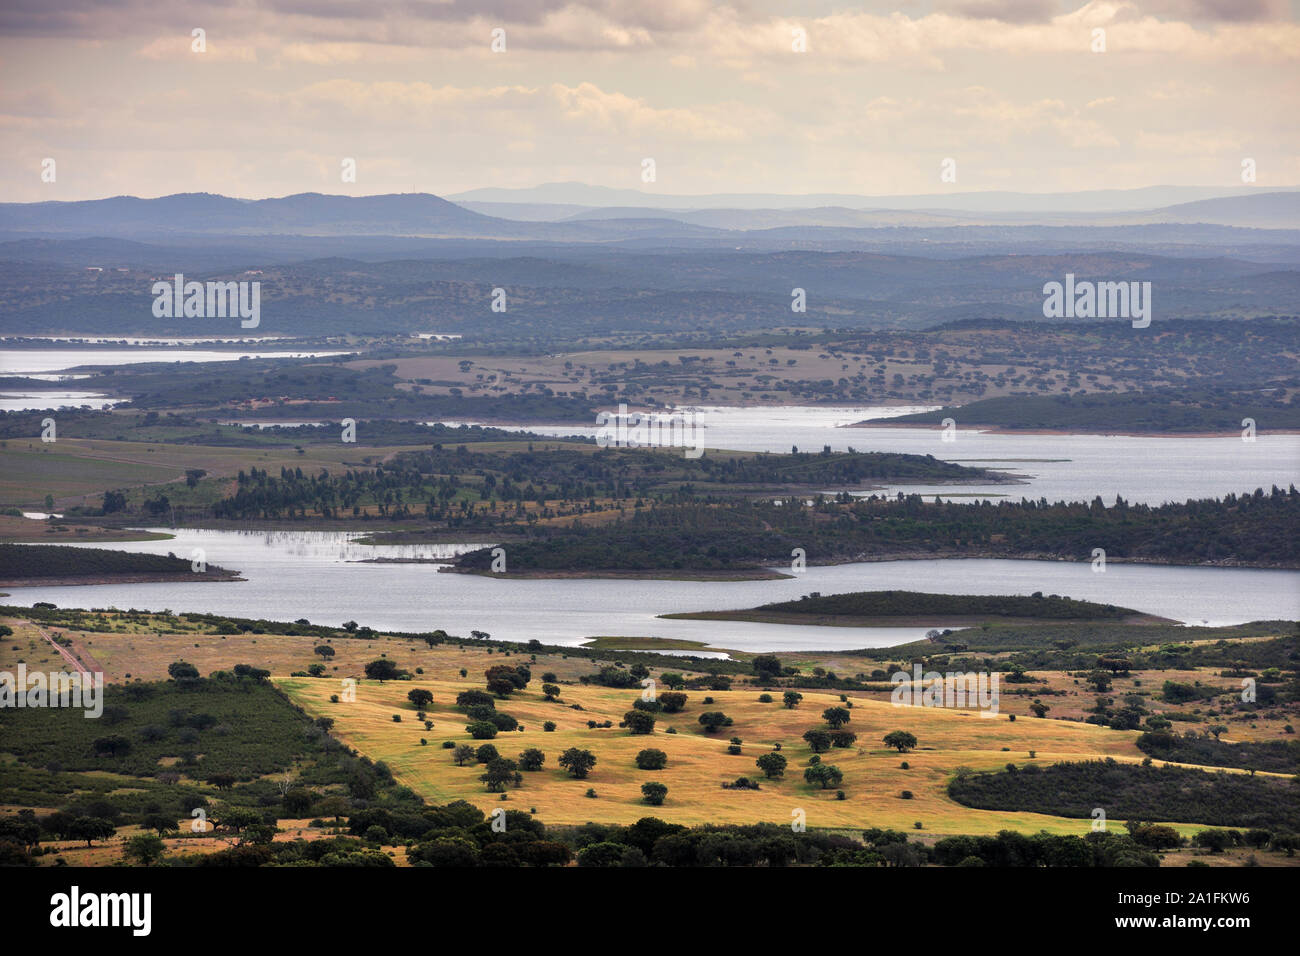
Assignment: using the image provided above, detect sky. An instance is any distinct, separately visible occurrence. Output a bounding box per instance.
[1,0,1297,202]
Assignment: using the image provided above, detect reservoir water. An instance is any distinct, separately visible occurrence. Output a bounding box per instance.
[4,529,1295,652]
[487,404,1300,507]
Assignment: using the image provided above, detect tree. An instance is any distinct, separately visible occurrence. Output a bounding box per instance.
[641,782,668,806]
[660,672,686,690]
[124,833,166,866]
[407,688,433,709]
[558,748,597,779]
[92,735,131,758]
[802,729,832,753]
[659,692,688,713]
[822,706,851,729]
[452,744,476,766]
[411,836,480,867]
[1086,670,1113,693]
[698,712,732,734]
[167,660,200,683]
[465,721,498,740]
[364,659,402,682]
[542,683,561,700]
[314,644,335,661]
[485,664,530,694]
[756,751,788,779]
[752,654,783,679]
[829,730,857,749]
[141,813,179,837]
[804,764,843,789]
[518,748,546,771]
[883,731,918,753]
[70,817,116,847]
[636,748,668,770]
[480,757,519,793]
[783,691,803,709]
[623,710,656,735]
[455,690,495,711]
[282,789,314,817]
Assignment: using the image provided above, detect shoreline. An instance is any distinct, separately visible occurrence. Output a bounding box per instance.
[850,422,1300,438]
[438,566,791,581]
[0,571,243,588]
[660,610,1177,627]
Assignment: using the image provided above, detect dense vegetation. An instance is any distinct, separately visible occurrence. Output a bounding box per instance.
[455,487,1300,573]
[206,446,991,522]
[948,759,1300,831]
[0,543,235,580]
[698,589,1138,621]
[885,387,1300,432]
[0,674,315,781]
[1136,732,1300,774]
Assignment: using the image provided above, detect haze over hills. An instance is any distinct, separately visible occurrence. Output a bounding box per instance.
[2,189,1297,246]
[1,188,1297,339]
[448,182,1300,214]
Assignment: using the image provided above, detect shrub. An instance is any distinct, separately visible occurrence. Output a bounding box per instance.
[636,748,668,770]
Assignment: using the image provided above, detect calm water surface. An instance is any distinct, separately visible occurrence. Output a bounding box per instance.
[5,529,1295,652]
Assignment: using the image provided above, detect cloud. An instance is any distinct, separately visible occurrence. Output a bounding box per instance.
[137,34,257,62]
[933,0,1062,23]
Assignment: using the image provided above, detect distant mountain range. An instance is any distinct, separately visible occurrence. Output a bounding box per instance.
[447,182,1300,214]
[1,189,1296,246]
[1,188,1297,340]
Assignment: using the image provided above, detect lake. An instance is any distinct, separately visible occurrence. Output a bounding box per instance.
[4,529,1295,653]
[0,348,351,375]
[0,390,122,411]
[481,404,1300,506]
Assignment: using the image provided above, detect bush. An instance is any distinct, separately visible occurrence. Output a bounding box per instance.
[636,748,668,770]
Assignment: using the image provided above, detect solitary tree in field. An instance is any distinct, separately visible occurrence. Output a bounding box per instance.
[883,731,918,753]
[559,748,597,779]
[480,758,518,793]
[822,706,851,729]
[518,748,546,771]
[659,692,688,713]
[783,691,803,709]
[756,751,788,779]
[452,744,476,766]
[314,644,335,661]
[636,748,668,770]
[364,659,402,682]
[623,710,656,735]
[698,712,733,734]
[804,764,843,790]
[407,688,433,709]
[641,782,668,806]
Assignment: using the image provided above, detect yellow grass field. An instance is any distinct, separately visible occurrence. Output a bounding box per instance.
[4,617,1291,853]
[278,666,1215,838]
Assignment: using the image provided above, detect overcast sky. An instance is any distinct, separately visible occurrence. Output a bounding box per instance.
[1,0,1297,202]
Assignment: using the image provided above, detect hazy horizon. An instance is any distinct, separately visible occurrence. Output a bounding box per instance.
[2,0,1297,203]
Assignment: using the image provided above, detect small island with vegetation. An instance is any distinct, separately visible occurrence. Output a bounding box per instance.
[663,589,1169,627]
[0,543,240,587]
